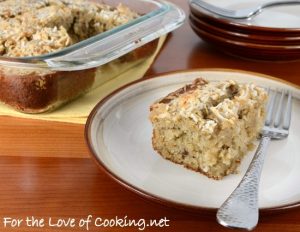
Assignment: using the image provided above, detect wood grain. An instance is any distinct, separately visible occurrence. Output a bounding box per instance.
[0,0,300,231]
[0,116,87,158]
[1,156,300,232]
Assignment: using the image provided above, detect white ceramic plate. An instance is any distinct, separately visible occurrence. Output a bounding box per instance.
[85,69,300,211]
[195,0,300,29]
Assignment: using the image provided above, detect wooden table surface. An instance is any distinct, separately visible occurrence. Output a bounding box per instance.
[1,1,300,231]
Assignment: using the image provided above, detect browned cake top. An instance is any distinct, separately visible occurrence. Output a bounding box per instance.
[157,78,208,105]
[150,78,268,129]
[0,0,139,57]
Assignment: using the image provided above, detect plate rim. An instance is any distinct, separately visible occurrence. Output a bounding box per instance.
[189,12,300,45]
[85,68,300,213]
[190,4,300,33]
[189,19,300,50]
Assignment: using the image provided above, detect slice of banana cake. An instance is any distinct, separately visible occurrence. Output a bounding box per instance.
[149,78,267,179]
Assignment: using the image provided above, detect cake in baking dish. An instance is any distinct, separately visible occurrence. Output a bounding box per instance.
[149,78,268,179]
[0,0,139,57]
[0,0,159,113]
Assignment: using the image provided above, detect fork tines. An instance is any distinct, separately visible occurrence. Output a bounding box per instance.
[263,89,292,138]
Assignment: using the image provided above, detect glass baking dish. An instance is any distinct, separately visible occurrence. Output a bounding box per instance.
[0,0,185,113]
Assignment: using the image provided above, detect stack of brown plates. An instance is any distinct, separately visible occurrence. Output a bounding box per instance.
[189,0,300,61]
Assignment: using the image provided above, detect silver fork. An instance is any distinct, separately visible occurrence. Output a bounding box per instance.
[216,89,293,231]
[190,0,300,19]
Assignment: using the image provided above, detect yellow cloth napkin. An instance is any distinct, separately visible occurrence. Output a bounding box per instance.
[0,36,166,124]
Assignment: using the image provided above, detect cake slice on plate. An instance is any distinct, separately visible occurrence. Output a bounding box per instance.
[149,78,268,179]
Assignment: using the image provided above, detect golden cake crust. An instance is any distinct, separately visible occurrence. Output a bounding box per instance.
[0,0,139,57]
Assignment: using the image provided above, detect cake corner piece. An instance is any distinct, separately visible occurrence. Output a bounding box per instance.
[149,78,268,180]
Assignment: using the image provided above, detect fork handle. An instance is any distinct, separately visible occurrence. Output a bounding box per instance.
[263,0,300,9]
[216,135,271,231]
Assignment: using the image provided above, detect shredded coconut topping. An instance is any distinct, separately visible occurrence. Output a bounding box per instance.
[0,0,139,57]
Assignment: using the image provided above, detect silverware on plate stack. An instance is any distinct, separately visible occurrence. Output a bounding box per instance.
[189,0,300,61]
